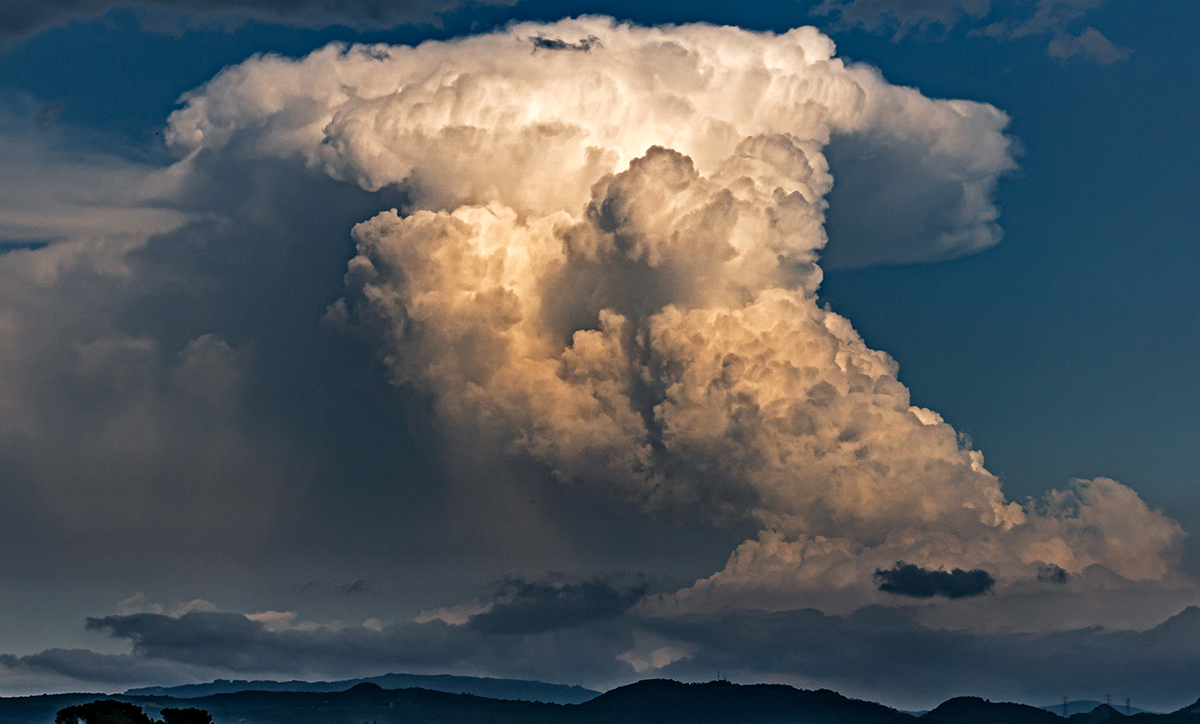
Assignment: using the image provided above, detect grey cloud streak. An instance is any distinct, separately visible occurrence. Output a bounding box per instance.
[811,0,991,38]
[2,649,203,686]
[811,0,1129,64]
[466,579,648,635]
[0,0,510,41]
[79,608,639,684]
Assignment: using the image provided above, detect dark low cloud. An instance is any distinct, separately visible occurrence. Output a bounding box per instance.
[26,650,197,685]
[0,648,206,689]
[873,562,995,599]
[0,0,512,42]
[468,579,647,635]
[82,608,637,684]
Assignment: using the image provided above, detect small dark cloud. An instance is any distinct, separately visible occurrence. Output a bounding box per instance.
[0,239,52,254]
[873,562,995,599]
[1047,26,1131,64]
[87,613,266,667]
[34,101,63,128]
[529,35,601,53]
[340,579,371,595]
[1037,564,1069,584]
[467,578,646,635]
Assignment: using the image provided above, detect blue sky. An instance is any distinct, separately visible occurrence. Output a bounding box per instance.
[1,0,1199,710]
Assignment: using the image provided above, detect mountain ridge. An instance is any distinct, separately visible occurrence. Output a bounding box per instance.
[125,671,598,704]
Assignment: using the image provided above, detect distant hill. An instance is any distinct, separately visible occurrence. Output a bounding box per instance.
[1043,701,1159,717]
[126,672,599,704]
[577,679,911,724]
[2,679,1199,724]
[923,696,1064,724]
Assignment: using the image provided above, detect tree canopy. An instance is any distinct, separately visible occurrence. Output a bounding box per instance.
[55,700,154,724]
[56,700,213,724]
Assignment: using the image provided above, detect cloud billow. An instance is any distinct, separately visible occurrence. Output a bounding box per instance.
[874,562,995,599]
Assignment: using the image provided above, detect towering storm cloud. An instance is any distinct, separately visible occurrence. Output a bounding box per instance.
[164,17,1183,618]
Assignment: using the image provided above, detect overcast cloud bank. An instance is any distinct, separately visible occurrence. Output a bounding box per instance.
[155,17,1185,619]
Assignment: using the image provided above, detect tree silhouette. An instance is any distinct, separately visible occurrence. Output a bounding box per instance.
[56,701,215,724]
[55,700,154,724]
[160,708,215,724]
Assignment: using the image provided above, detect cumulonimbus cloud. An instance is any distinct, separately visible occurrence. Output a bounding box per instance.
[161,17,1184,622]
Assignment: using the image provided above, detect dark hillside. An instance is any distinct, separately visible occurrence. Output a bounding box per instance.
[580,679,911,724]
[922,697,1064,724]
